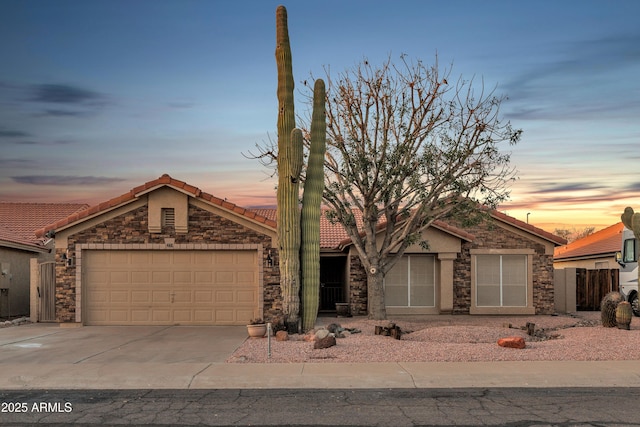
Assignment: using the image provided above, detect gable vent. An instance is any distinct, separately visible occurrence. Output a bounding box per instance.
[161,208,175,229]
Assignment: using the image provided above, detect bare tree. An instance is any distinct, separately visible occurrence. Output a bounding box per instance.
[554,226,596,243]
[316,55,521,320]
[248,55,521,320]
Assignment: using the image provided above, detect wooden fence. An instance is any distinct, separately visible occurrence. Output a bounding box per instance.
[575,268,619,311]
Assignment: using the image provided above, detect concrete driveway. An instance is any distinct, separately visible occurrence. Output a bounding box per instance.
[0,323,247,364]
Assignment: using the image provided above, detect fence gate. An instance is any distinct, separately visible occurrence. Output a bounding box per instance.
[575,268,619,311]
[38,262,56,322]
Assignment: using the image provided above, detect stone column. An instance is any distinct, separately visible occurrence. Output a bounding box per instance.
[29,258,38,323]
[438,253,458,314]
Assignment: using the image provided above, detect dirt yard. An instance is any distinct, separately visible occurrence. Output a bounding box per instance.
[227,311,640,363]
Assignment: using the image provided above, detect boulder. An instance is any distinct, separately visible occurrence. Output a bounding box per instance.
[313,334,337,349]
[497,336,526,349]
[315,328,330,340]
[275,330,289,341]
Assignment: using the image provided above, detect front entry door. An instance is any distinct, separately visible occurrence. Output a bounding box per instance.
[319,257,346,311]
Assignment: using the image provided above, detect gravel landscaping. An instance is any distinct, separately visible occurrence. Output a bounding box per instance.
[226,311,640,363]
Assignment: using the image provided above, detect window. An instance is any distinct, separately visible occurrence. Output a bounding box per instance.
[475,254,527,307]
[623,238,637,263]
[385,255,435,307]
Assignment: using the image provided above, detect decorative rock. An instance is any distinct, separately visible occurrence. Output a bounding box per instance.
[12,317,28,326]
[497,336,526,349]
[302,333,316,342]
[313,334,336,349]
[327,323,343,334]
[275,330,289,341]
[337,330,350,339]
[315,329,330,340]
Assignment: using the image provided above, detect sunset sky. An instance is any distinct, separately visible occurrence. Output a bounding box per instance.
[1,0,639,233]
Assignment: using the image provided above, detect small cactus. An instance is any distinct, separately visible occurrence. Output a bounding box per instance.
[615,301,632,330]
[601,291,625,327]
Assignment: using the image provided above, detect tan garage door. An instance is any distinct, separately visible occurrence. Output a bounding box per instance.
[83,250,258,325]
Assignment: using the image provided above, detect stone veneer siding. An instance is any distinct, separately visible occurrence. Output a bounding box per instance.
[55,204,281,322]
[452,220,555,315]
[348,255,368,315]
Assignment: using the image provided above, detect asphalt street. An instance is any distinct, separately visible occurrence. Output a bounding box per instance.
[2,388,639,426]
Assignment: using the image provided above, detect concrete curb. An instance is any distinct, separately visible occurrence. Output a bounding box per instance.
[2,361,640,390]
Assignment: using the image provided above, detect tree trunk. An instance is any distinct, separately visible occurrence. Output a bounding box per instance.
[367,270,387,320]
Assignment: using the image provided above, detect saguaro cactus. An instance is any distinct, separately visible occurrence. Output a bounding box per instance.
[276,5,303,332]
[301,79,327,332]
[621,207,640,310]
[621,207,640,241]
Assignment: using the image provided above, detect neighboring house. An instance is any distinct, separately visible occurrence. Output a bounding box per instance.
[0,202,88,318]
[35,175,565,325]
[553,222,623,270]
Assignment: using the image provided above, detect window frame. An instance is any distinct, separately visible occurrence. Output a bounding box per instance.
[470,249,535,315]
[623,238,637,264]
[384,254,436,308]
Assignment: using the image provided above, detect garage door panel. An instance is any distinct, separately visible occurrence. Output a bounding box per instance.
[194,310,213,322]
[90,310,108,322]
[152,271,171,283]
[87,271,108,285]
[173,252,192,264]
[110,291,130,303]
[84,250,259,325]
[173,310,192,322]
[109,310,130,322]
[131,310,150,322]
[173,271,192,283]
[237,272,255,283]
[215,310,235,323]
[110,252,129,264]
[152,291,171,302]
[237,252,256,264]
[194,291,213,302]
[131,271,150,284]
[237,290,256,303]
[110,271,129,284]
[215,290,234,303]
[131,291,151,303]
[194,271,213,284]
[128,251,151,265]
[152,310,171,322]
[235,309,255,322]
[215,252,234,264]
[151,252,171,264]
[88,290,109,303]
[215,271,234,283]
[173,291,192,303]
[194,253,213,264]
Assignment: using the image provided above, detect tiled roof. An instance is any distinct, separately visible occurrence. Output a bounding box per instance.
[0,202,89,246]
[250,208,347,249]
[252,208,484,249]
[35,174,277,238]
[490,210,567,246]
[554,222,623,260]
[30,174,565,250]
